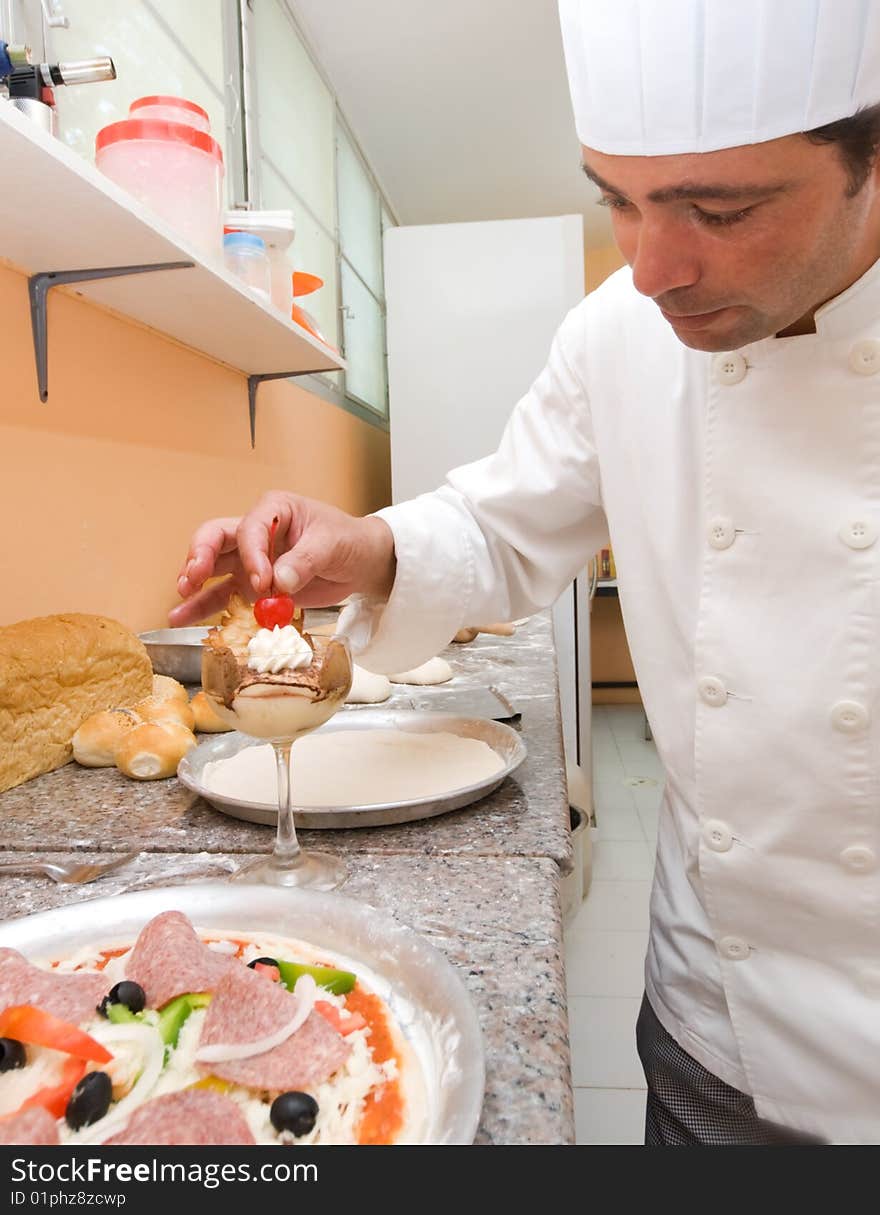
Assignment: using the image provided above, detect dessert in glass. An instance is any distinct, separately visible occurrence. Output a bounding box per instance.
[201,587,352,890]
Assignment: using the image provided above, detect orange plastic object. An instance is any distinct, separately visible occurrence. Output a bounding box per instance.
[292,271,323,298]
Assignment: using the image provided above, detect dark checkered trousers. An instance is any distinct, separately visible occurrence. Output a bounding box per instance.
[636,995,824,1145]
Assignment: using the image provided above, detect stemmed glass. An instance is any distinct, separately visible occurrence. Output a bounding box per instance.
[202,633,353,891]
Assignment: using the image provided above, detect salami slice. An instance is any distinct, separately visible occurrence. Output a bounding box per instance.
[197,962,350,1091]
[124,911,235,1008]
[104,1089,255,1146]
[0,1107,60,1146]
[0,948,109,1023]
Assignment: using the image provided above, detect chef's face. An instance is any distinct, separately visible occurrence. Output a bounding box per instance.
[582,134,880,351]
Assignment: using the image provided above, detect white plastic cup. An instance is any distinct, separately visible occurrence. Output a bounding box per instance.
[223,231,272,304]
[96,118,225,258]
[129,95,211,133]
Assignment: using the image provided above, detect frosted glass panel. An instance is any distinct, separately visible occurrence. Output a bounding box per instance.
[337,125,382,298]
[252,0,335,229]
[341,262,387,416]
[47,1,228,185]
[262,160,339,352]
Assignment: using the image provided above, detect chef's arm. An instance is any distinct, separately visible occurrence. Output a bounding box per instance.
[344,303,610,674]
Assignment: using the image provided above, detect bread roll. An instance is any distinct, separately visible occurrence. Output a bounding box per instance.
[190,690,232,733]
[115,721,196,780]
[72,709,142,767]
[0,613,153,794]
[133,695,196,731]
[152,674,188,703]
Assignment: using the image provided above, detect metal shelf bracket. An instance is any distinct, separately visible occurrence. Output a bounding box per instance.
[246,368,330,448]
[28,261,194,401]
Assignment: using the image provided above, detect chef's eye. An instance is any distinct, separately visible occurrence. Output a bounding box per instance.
[694,205,753,227]
[596,194,631,212]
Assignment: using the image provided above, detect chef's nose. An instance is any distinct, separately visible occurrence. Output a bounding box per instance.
[629,218,700,299]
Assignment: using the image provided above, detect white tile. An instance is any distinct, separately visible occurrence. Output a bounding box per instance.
[617,743,667,780]
[564,929,648,997]
[568,996,645,1086]
[577,880,652,932]
[574,1088,646,1145]
[594,802,646,842]
[591,839,655,881]
[604,705,648,743]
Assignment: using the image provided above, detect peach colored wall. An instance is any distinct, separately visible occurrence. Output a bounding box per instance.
[585,244,626,293]
[0,263,391,633]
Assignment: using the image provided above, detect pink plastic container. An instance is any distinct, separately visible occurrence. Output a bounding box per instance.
[96,119,224,258]
[129,95,211,133]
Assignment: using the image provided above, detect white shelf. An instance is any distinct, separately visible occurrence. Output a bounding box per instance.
[0,99,344,379]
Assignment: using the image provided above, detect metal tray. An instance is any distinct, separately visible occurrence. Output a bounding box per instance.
[0,883,484,1145]
[178,711,526,828]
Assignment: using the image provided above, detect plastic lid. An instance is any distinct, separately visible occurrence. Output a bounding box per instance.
[95,118,223,164]
[130,95,210,123]
[223,231,266,251]
[292,271,324,297]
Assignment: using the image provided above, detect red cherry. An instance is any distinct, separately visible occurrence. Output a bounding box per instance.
[254,596,295,629]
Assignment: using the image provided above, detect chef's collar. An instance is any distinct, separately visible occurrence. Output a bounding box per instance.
[812,253,880,341]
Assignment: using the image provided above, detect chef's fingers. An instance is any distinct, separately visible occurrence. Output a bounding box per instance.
[236,496,303,593]
[177,517,242,595]
[168,575,239,627]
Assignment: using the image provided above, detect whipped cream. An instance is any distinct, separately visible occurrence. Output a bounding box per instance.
[246,625,313,674]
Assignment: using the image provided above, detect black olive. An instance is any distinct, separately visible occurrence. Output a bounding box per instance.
[97,980,146,1017]
[270,1091,319,1137]
[65,1070,112,1130]
[0,1037,26,1072]
[247,956,279,970]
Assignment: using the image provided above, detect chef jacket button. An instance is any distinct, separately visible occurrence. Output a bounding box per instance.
[703,819,734,852]
[708,516,736,550]
[698,676,728,706]
[830,700,870,733]
[718,935,750,961]
[848,340,880,376]
[714,352,748,385]
[839,519,878,550]
[840,845,877,873]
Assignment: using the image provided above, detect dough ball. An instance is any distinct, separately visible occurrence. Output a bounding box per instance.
[72,709,142,767]
[388,657,454,686]
[190,690,233,733]
[152,674,189,703]
[133,694,195,731]
[116,721,196,780]
[346,665,392,704]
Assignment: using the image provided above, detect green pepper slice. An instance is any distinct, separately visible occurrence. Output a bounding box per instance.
[276,959,356,996]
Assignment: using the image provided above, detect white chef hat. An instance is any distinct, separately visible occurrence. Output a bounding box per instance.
[559,0,880,155]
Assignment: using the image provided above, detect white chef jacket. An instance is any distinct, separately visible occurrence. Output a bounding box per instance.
[344,257,880,1143]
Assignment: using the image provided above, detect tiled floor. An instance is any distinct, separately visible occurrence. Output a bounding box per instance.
[565,704,663,1145]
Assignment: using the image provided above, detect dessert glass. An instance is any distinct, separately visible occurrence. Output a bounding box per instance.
[202,628,352,891]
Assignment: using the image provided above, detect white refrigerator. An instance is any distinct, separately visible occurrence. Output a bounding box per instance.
[384,214,594,790]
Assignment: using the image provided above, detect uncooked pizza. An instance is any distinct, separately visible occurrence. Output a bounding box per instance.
[0,911,425,1145]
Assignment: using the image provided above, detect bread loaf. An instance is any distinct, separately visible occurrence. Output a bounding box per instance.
[0,613,153,793]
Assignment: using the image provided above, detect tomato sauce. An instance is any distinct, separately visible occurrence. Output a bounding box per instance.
[345,985,405,1145]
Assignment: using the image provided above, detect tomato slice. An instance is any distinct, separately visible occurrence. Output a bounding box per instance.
[0,1005,112,1063]
[314,1000,367,1037]
[19,1056,87,1120]
[252,962,280,982]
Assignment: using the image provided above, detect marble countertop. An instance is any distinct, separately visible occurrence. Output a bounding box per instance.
[0,612,572,873]
[0,610,575,1145]
[0,851,574,1145]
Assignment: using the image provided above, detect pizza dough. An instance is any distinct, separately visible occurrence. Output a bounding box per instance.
[346,665,392,704]
[203,729,505,806]
[388,658,453,686]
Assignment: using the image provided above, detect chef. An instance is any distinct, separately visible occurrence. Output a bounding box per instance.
[173,0,880,1144]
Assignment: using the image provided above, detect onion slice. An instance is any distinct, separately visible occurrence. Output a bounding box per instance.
[195,974,317,1064]
[71,1023,165,1146]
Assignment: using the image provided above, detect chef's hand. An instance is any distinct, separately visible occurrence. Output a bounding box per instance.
[169,492,397,626]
